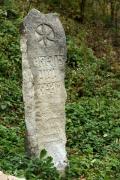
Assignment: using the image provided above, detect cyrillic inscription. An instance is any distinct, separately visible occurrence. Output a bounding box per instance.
[21,9,67,172]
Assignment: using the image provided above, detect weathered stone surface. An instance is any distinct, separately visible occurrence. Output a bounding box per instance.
[20,9,67,171]
[0,171,25,180]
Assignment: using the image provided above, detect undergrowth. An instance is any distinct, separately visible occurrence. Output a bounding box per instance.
[0,2,120,180]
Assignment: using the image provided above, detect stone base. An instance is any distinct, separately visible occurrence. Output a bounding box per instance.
[44,141,68,171]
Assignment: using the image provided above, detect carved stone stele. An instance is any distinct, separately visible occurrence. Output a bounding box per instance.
[20,9,67,171]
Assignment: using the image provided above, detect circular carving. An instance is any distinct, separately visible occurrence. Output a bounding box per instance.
[36,24,55,46]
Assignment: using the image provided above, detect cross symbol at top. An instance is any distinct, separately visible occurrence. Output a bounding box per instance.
[36,23,55,46]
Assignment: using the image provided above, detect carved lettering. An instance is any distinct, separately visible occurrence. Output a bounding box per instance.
[21,9,67,171]
[33,55,65,69]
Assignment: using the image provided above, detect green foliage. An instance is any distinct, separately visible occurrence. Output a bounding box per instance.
[65,99,120,179]
[66,36,120,100]
[0,6,22,80]
[64,36,120,179]
[0,141,60,179]
[25,150,60,180]
[0,1,120,180]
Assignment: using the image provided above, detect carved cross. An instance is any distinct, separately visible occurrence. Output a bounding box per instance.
[36,24,55,46]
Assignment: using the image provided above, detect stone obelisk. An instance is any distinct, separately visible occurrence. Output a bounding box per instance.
[20,9,67,171]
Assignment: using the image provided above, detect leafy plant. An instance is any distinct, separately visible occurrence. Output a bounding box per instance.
[0,1,120,180]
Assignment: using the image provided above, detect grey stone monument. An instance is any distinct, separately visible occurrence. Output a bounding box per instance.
[20,9,67,171]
